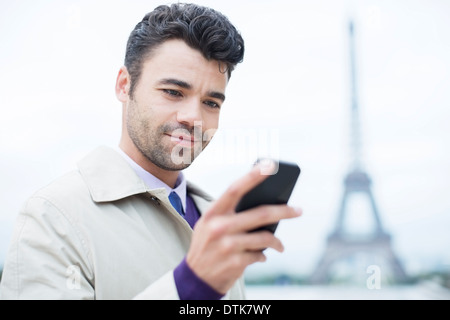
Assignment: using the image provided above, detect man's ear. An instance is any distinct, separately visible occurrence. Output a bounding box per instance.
[115,66,131,103]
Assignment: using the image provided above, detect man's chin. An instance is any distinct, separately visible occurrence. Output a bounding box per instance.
[168,150,200,169]
[160,160,193,172]
[139,140,206,172]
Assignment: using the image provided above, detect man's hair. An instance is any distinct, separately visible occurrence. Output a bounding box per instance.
[124,3,245,98]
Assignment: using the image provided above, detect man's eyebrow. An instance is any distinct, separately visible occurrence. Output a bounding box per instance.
[158,78,226,102]
[158,78,192,90]
[208,91,226,102]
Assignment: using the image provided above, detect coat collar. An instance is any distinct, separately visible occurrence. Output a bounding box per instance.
[77,146,213,212]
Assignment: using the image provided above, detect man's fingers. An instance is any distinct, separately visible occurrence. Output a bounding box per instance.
[229,205,302,234]
[241,250,267,266]
[205,161,276,217]
[232,231,285,253]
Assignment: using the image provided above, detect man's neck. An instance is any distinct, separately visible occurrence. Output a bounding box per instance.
[118,140,180,188]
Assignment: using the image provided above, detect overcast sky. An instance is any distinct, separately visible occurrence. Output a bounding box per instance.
[1,0,450,279]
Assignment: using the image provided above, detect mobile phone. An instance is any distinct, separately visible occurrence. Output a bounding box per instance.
[235,159,301,233]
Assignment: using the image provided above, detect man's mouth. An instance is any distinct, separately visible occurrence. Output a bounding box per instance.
[165,133,198,147]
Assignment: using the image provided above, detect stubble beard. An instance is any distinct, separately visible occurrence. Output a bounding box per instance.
[126,100,210,171]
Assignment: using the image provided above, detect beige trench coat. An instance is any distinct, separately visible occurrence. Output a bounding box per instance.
[0,146,245,300]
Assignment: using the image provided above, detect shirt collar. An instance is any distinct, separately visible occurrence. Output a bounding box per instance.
[115,147,187,212]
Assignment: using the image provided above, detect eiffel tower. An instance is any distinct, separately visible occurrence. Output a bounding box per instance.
[309,21,408,284]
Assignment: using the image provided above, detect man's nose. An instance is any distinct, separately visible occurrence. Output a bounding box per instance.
[176,98,202,127]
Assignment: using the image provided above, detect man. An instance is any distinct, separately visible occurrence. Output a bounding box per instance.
[0,3,301,300]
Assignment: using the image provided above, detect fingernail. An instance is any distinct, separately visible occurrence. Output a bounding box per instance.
[295,208,303,216]
[257,159,277,176]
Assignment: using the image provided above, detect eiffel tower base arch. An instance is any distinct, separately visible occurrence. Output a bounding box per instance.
[309,233,409,284]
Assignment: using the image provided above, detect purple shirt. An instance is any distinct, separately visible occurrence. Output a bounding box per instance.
[116,147,223,300]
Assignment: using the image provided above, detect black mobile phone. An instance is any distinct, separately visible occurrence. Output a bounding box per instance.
[235,159,301,233]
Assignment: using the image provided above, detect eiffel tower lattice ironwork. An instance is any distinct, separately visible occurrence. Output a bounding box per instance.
[309,21,408,284]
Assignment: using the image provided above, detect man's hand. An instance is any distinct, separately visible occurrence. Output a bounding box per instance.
[186,161,302,294]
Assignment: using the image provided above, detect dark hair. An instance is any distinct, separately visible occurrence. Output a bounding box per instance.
[124,3,245,98]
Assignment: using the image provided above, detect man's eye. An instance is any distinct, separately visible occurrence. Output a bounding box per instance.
[163,89,182,97]
[204,100,220,109]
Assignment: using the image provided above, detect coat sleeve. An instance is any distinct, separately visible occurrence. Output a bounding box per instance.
[132,270,180,300]
[132,272,247,300]
[0,196,95,300]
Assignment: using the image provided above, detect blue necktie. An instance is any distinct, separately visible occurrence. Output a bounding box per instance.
[169,191,184,216]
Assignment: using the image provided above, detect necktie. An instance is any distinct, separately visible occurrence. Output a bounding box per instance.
[169,191,184,216]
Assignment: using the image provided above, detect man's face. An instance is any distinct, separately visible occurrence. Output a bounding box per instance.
[124,39,228,171]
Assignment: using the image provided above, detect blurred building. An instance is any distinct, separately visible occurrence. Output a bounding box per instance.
[310,21,408,285]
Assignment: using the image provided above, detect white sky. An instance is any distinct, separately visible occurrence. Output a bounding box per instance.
[1,0,450,278]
